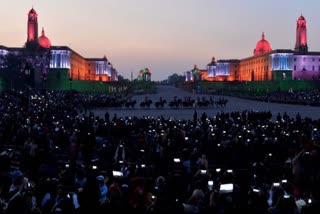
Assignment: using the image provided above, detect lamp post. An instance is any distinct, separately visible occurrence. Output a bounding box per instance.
[69,77,73,90]
[24,64,31,81]
[24,63,31,110]
[42,75,47,90]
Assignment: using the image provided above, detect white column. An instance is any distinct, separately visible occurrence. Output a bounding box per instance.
[57,53,60,68]
[62,52,64,68]
[49,51,51,67]
[66,52,70,68]
[54,52,57,68]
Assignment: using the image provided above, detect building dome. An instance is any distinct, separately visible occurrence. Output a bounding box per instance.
[298,15,305,21]
[38,28,51,48]
[144,68,151,74]
[208,56,216,66]
[253,32,272,56]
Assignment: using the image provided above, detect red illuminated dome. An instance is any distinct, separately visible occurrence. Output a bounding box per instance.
[253,32,272,56]
[38,28,51,48]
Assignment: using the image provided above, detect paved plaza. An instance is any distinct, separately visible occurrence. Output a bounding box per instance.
[91,85,320,120]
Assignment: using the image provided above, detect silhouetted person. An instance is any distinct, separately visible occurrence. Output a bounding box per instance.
[104,111,110,122]
[193,110,197,124]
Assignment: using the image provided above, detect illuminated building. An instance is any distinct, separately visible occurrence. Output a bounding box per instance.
[137,68,151,81]
[190,15,320,82]
[0,7,118,89]
[200,58,240,82]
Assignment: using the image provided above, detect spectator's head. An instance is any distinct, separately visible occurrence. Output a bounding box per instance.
[156,176,166,189]
[189,189,205,205]
[11,170,24,185]
[276,194,298,213]
[57,184,67,198]
[96,175,105,185]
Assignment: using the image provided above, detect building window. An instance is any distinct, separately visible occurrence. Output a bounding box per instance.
[313,66,315,71]
[294,65,296,70]
[294,58,296,61]
[313,58,315,61]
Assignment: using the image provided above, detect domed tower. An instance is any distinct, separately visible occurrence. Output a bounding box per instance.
[209,57,216,65]
[143,68,151,81]
[207,56,217,78]
[38,28,51,48]
[294,15,308,52]
[27,7,38,43]
[253,32,272,56]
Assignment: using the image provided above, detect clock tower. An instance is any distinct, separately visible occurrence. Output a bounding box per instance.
[27,8,38,43]
[294,15,308,52]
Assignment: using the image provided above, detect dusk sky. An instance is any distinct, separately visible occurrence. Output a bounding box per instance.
[1,0,320,80]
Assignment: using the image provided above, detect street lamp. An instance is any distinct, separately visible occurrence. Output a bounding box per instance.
[69,77,73,90]
[42,75,47,90]
[24,63,31,110]
[24,63,32,89]
[24,64,31,79]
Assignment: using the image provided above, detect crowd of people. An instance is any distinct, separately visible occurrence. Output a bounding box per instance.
[68,92,128,109]
[261,89,320,106]
[225,88,320,106]
[0,89,319,213]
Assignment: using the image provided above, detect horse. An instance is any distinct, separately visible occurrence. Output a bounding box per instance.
[140,98,153,108]
[169,99,182,108]
[155,99,167,108]
[215,98,228,108]
[196,97,210,108]
[125,99,137,108]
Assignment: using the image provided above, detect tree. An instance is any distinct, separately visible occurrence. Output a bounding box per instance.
[167,73,185,85]
[22,45,51,89]
[117,75,130,82]
[0,53,25,90]
[0,43,51,90]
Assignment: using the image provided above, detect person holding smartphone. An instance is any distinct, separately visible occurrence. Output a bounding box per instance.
[50,184,75,214]
[96,175,108,204]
